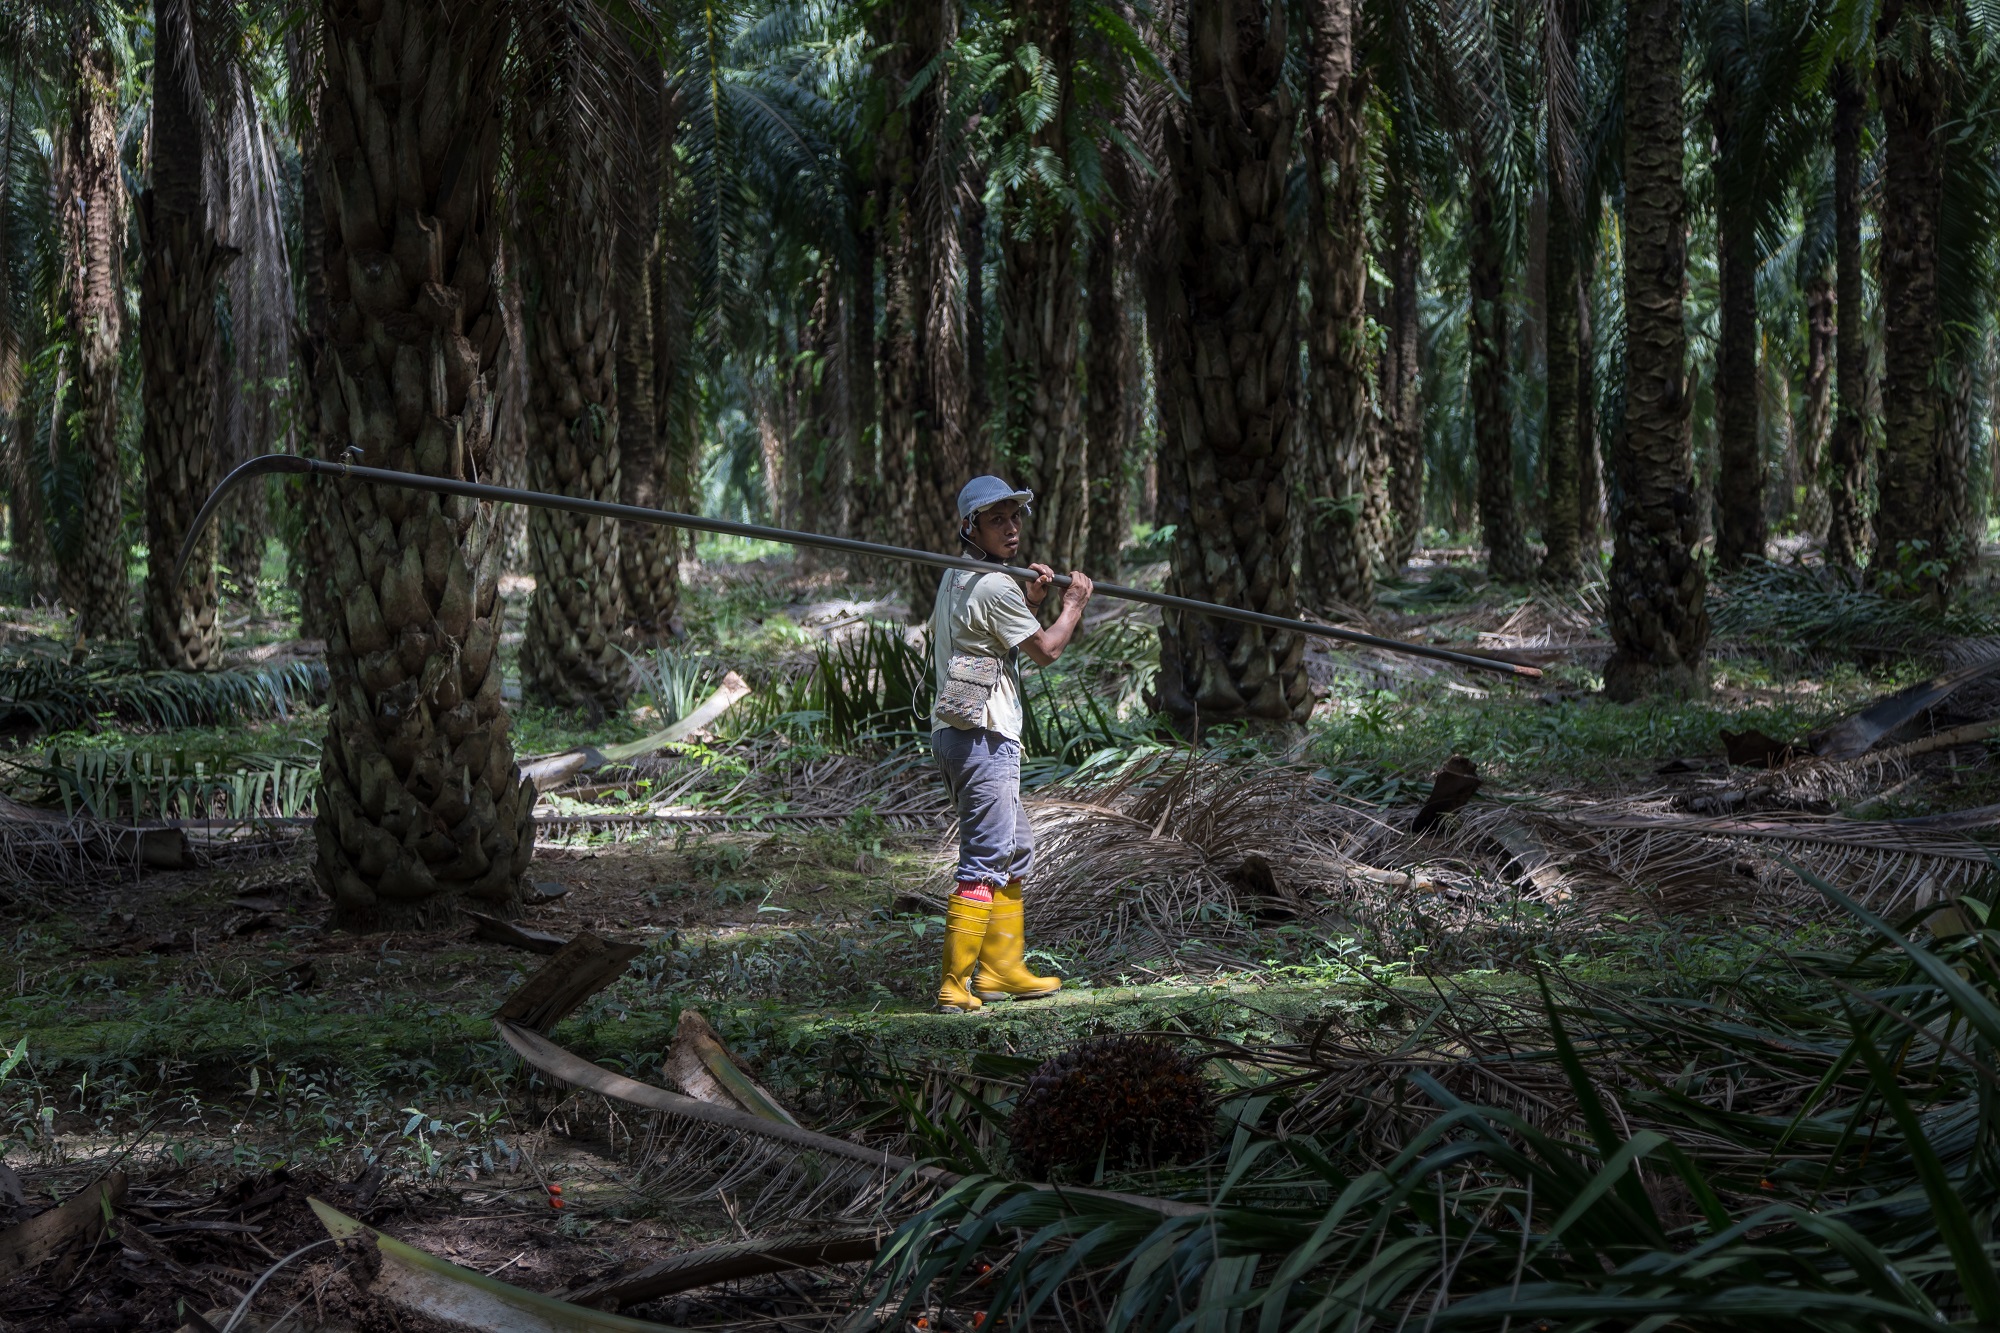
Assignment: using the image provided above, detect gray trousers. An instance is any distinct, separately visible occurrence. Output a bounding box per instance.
[932,727,1035,888]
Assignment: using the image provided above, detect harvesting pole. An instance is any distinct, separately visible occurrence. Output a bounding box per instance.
[178,454,1543,681]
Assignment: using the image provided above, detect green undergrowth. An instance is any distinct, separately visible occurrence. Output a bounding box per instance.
[1309,653,1915,788]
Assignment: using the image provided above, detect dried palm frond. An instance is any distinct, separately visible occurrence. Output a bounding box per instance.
[956,755,1996,957]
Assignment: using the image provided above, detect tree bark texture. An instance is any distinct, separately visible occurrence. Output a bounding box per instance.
[1083,217,1133,578]
[1605,0,1706,700]
[60,24,128,641]
[312,0,529,930]
[1148,0,1309,724]
[1713,194,1764,570]
[1871,0,1956,595]
[515,40,626,717]
[1826,64,1869,569]
[1796,272,1833,539]
[1469,184,1531,583]
[618,70,679,640]
[1296,0,1377,611]
[1380,170,1423,570]
[139,0,232,670]
[1540,191,1581,585]
[1000,0,1084,574]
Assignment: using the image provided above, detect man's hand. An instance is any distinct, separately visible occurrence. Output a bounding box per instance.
[1024,562,1057,608]
[1020,568,1095,667]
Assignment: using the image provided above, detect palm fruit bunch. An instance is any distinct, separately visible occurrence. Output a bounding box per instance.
[1009,1035,1213,1179]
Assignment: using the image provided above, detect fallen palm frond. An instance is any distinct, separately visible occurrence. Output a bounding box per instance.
[862,893,2000,1330]
[557,1230,885,1312]
[520,672,754,790]
[500,1022,1204,1231]
[1808,652,2000,758]
[307,1198,684,1331]
[500,1020,945,1228]
[0,792,185,891]
[0,1172,125,1281]
[996,756,1998,955]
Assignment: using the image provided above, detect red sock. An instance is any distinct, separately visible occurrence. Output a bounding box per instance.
[953,881,993,903]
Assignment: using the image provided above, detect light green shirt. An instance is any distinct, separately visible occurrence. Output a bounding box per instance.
[931,568,1042,741]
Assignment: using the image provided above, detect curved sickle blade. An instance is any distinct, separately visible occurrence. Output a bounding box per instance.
[171,453,315,586]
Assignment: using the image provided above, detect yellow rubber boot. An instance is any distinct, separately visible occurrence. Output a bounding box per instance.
[974,881,1061,1000]
[937,895,991,1013]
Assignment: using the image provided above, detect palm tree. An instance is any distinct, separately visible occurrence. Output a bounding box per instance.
[1870,0,1956,596]
[997,0,1086,574]
[1538,0,1586,587]
[1604,0,1707,699]
[137,0,231,670]
[617,64,680,640]
[0,7,60,600]
[1296,0,1378,611]
[1376,136,1424,572]
[1701,0,1815,572]
[1825,61,1868,569]
[309,0,531,929]
[1082,212,1134,578]
[1148,0,1310,724]
[514,7,630,718]
[1467,178,1531,582]
[868,0,948,610]
[59,14,127,642]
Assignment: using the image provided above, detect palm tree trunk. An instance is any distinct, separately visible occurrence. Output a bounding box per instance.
[1380,171,1423,571]
[1796,272,1833,539]
[794,263,844,548]
[872,0,961,617]
[1605,0,1706,700]
[619,69,679,641]
[1469,182,1531,583]
[1540,189,1581,585]
[60,22,128,642]
[1001,199,1084,572]
[1826,63,1869,570]
[1871,0,1955,596]
[516,61,626,718]
[1713,195,1763,570]
[312,0,528,930]
[1297,0,1377,611]
[1149,0,1308,724]
[139,0,231,671]
[1576,228,1601,557]
[999,0,1084,573]
[1083,218,1131,577]
[286,27,335,642]
[965,186,991,464]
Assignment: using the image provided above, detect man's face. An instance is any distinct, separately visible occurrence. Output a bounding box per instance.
[969,500,1024,559]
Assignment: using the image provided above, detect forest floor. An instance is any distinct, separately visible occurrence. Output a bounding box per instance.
[2,536,1999,1329]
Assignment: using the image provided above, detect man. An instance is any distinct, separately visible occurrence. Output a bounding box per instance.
[931,476,1094,1013]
